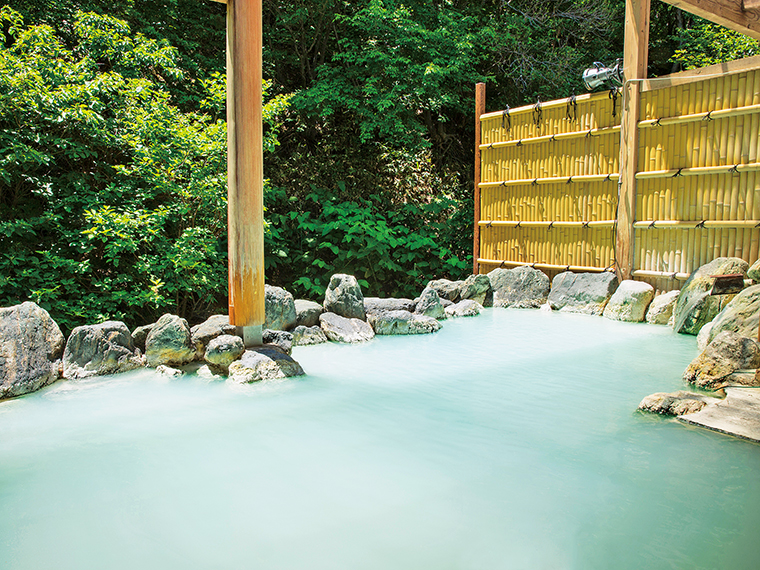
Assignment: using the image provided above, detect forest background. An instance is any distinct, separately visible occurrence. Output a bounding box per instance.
[1,0,757,333]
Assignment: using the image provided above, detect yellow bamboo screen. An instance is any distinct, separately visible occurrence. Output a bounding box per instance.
[633,67,760,291]
[477,62,760,289]
[477,91,621,278]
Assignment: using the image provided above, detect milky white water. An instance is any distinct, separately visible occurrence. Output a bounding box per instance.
[1,308,759,570]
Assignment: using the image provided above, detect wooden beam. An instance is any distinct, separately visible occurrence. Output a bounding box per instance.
[659,0,760,41]
[640,54,760,91]
[617,0,650,281]
[227,0,265,347]
[473,83,485,275]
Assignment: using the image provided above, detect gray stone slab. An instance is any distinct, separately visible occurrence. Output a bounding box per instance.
[678,387,760,443]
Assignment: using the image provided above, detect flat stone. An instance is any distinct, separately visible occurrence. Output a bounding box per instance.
[367,310,441,335]
[705,284,760,345]
[426,278,463,302]
[145,314,195,368]
[445,299,483,318]
[459,274,493,307]
[364,297,416,314]
[638,390,721,416]
[63,321,143,380]
[547,271,619,315]
[646,290,680,325]
[264,285,297,331]
[679,387,760,443]
[414,287,445,319]
[0,302,64,399]
[323,274,366,320]
[488,266,550,309]
[319,312,374,343]
[204,334,245,374]
[292,325,328,346]
[190,315,236,358]
[294,299,323,328]
[227,347,305,383]
[672,257,748,335]
[603,280,654,322]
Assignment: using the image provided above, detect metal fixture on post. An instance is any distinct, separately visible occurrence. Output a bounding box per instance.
[582,59,625,91]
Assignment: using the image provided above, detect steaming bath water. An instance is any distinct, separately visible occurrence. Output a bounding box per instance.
[2,309,760,570]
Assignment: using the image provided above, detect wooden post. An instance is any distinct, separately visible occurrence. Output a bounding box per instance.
[473,82,486,275]
[617,0,650,281]
[227,0,265,346]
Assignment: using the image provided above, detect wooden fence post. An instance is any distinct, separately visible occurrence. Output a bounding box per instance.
[473,82,486,275]
[226,0,265,346]
[617,0,650,280]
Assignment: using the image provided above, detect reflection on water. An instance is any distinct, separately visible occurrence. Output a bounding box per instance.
[1,309,759,570]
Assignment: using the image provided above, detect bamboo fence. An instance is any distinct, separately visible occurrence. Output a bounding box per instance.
[476,60,760,291]
[477,91,621,281]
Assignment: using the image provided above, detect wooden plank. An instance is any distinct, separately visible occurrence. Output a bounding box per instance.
[641,55,760,92]
[679,387,760,443]
[227,0,265,346]
[618,0,651,280]
[473,83,486,275]
[659,0,760,40]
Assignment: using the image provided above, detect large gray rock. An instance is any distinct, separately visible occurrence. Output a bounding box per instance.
[263,329,293,355]
[367,310,442,335]
[705,284,760,345]
[414,287,445,320]
[264,285,297,331]
[445,299,483,318]
[228,347,305,383]
[323,274,366,320]
[488,266,550,309]
[459,274,493,307]
[294,299,323,328]
[672,257,748,335]
[0,302,64,399]
[602,280,654,322]
[63,321,143,380]
[364,297,416,314]
[131,323,154,353]
[638,391,721,416]
[426,279,464,302]
[646,290,680,325]
[204,334,245,375]
[748,259,760,282]
[547,271,619,315]
[190,315,236,359]
[145,314,195,368]
[319,312,374,343]
[292,325,328,346]
[683,331,760,390]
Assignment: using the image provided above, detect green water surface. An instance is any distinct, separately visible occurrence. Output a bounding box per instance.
[1,308,759,570]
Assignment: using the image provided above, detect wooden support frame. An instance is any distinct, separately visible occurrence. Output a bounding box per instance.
[617,0,651,281]
[226,0,265,347]
[659,0,760,41]
[473,83,485,275]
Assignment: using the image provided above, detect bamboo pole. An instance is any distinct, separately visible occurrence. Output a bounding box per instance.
[478,220,616,228]
[480,173,620,188]
[633,220,760,228]
[476,259,613,273]
[473,83,486,274]
[227,0,264,347]
[635,162,760,179]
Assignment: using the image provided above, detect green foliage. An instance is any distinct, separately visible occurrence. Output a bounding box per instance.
[264,185,470,300]
[671,21,760,70]
[0,8,288,332]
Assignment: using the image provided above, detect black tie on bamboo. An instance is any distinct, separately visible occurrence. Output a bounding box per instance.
[566,95,577,122]
[609,88,618,118]
[502,106,511,132]
[533,99,542,130]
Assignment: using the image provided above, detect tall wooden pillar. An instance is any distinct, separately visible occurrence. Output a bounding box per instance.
[226,0,265,346]
[617,0,650,280]
[473,83,486,275]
